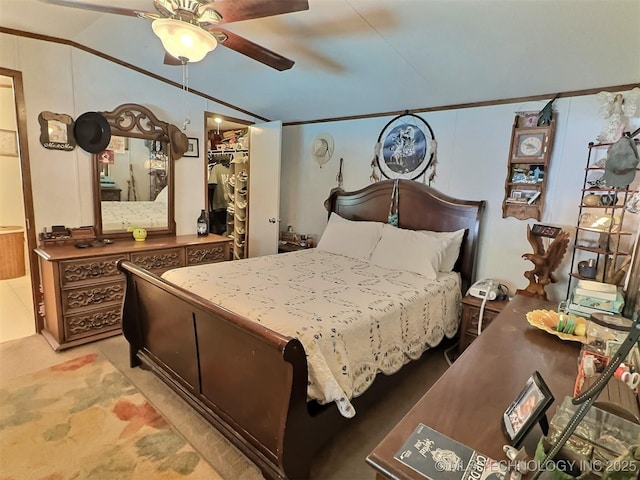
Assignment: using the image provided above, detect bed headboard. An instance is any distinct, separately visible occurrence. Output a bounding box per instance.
[326,180,485,294]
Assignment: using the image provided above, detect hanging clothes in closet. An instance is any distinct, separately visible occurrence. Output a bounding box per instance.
[208,152,232,235]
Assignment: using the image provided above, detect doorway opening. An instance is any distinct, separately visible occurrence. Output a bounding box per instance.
[0,68,42,344]
[204,112,252,257]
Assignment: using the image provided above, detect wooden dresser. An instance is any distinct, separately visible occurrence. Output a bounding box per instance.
[35,234,231,350]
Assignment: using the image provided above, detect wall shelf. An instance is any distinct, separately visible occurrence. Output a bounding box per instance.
[502,114,556,221]
[566,139,639,297]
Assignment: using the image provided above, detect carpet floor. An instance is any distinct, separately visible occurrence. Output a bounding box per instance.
[0,352,223,479]
[0,333,452,479]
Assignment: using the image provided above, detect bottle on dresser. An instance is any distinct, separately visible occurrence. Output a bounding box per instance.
[197,209,209,236]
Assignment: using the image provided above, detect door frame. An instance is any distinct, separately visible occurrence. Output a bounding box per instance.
[1,67,43,332]
[203,111,254,213]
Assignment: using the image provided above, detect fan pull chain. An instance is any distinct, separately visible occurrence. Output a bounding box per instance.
[181,59,191,130]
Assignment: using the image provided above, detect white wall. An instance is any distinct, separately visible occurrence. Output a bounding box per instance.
[1,31,638,304]
[280,94,640,303]
[0,33,261,236]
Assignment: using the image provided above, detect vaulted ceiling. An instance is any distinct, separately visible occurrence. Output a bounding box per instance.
[1,0,639,124]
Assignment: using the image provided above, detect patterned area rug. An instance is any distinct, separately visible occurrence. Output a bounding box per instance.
[0,353,223,479]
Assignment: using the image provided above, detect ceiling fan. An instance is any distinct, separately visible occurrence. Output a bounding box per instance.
[39,0,309,70]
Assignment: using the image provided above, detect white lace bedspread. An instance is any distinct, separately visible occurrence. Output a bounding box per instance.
[101,201,167,231]
[162,249,461,417]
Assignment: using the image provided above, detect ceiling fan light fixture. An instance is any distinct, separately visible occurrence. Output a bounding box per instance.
[152,18,217,63]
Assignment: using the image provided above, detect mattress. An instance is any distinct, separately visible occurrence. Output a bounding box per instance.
[162,248,461,417]
[101,200,167,231]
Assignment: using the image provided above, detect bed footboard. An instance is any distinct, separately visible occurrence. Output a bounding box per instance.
[118,260,315,479]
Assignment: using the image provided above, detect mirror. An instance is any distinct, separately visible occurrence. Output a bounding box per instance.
[93,103,186,239]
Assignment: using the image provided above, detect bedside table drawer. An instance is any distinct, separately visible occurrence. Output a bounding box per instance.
[458,295,510,355]
[463,306,500,335]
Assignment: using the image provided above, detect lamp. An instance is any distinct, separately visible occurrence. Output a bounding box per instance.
[151,18,217,63]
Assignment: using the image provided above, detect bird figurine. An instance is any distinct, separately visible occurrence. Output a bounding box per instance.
[537,94,559,126]
[516,225,570,300]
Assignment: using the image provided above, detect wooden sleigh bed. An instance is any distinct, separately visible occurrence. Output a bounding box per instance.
[118,180,485,479]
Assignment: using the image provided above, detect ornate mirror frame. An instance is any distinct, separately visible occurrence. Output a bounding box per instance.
[93,103,186,239]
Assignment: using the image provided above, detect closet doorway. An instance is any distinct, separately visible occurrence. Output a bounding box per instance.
[204,112,282,258]
[204,112,253,257]
[0,68,41,343]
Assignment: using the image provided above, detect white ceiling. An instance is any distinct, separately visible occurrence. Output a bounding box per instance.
[1,0,639,124]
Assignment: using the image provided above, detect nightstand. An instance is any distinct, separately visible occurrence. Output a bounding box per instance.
[277,242,312,254]
[458,295,510,355]
[100,188,121,201]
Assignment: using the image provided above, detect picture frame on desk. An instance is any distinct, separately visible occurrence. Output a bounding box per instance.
[503,371,554,447]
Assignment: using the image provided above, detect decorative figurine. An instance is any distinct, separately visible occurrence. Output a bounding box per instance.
[537,94,559,126]
[596,87,640,143]
[127,226,147,241]
[516,225,570,300]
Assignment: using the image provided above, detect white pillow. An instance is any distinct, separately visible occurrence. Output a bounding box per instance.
[420,229,466,272]
[316,212,384,261]
[369,224,447,279]
[155,186,168,203]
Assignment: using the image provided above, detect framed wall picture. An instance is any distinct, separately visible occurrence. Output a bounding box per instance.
[37,111,75,151]
[375,112,436,181]
[106,135,128,154]
[184,137,199,157]
[0,129,18,156]
[503,371,554,447]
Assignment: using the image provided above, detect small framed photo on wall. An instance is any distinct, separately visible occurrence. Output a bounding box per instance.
[184,138,199,157]
[0,129,18,156]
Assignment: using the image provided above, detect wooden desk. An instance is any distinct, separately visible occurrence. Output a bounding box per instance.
[367,295,581,479]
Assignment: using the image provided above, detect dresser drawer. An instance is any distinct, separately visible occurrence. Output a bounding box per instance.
[186,242,230,265]
[61,280,125,314]
[64,304,122,341]
[59,254,127,287]
[130,248,185,275]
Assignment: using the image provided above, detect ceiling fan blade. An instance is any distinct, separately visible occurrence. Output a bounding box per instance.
[212,27,294,71]
[38,0,157,19]
[163,52,183,66]
[202,0,309,24]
